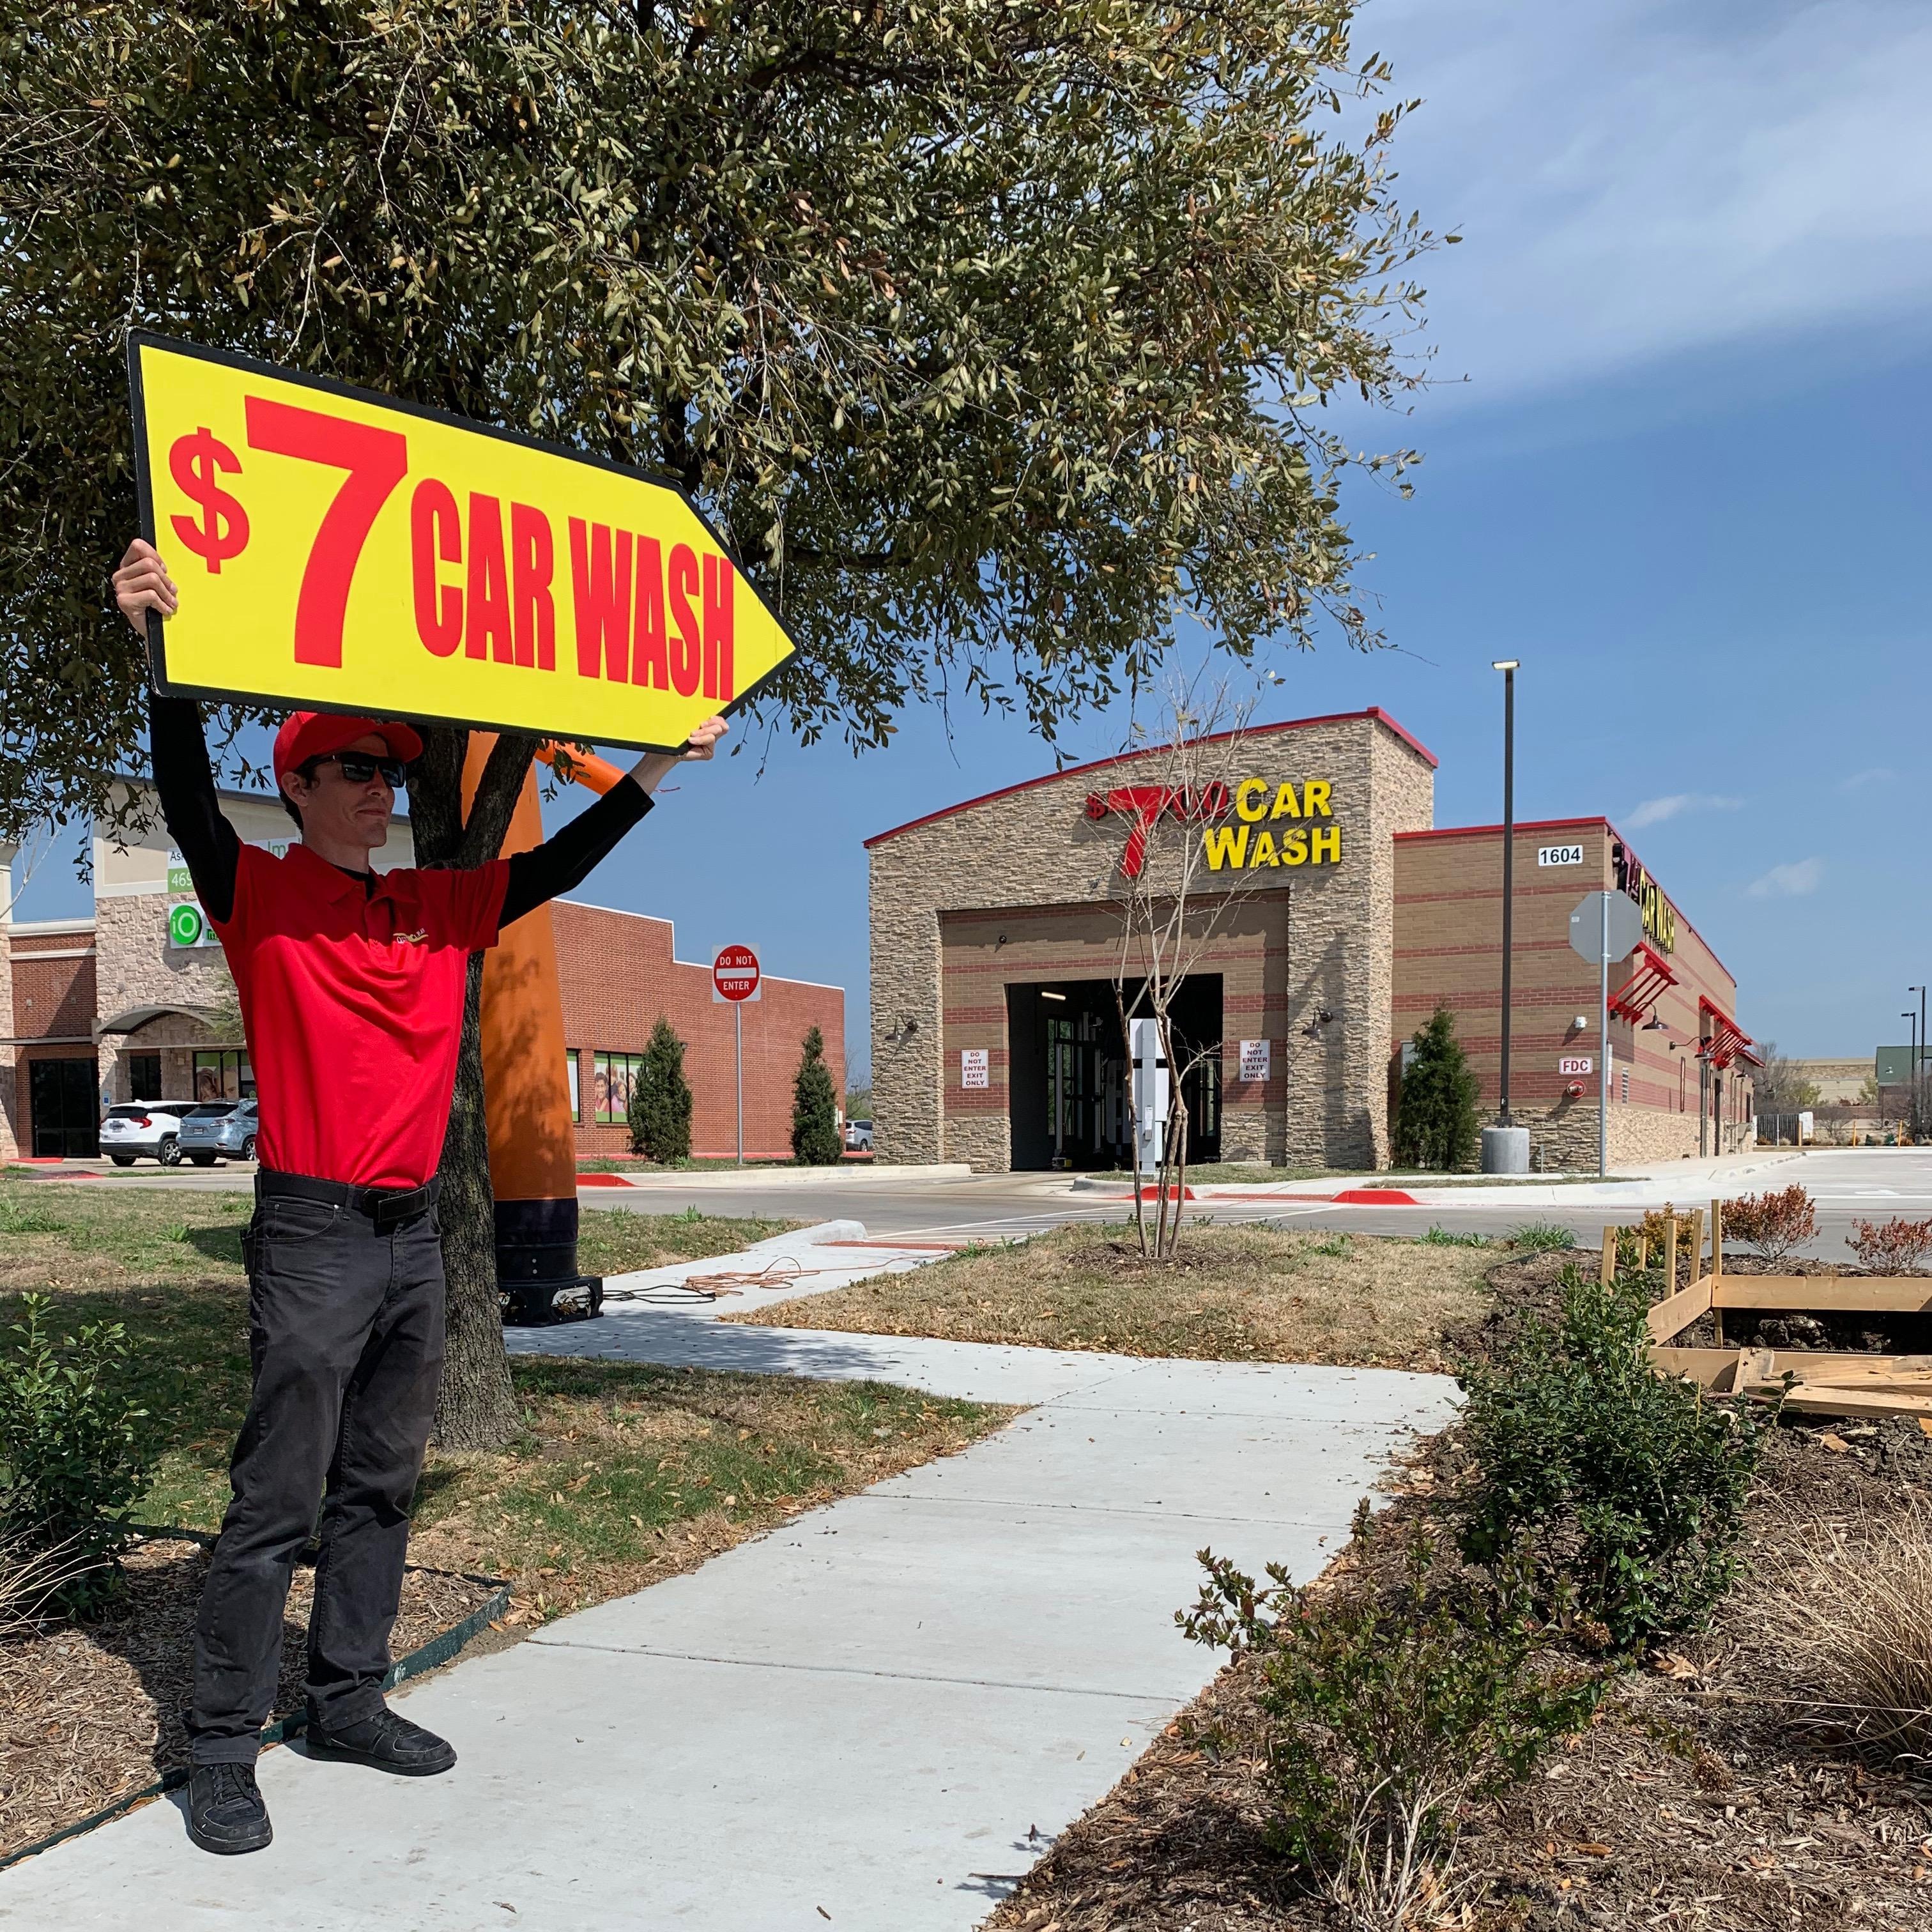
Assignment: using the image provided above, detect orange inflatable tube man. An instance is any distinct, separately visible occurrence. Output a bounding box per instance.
[461,738,628,1323]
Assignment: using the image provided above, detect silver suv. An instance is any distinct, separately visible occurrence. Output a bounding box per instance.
[100,1102,192,1166]
[177,1100,260,1166]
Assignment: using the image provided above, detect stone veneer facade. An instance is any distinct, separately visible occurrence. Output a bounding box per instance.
[868,710,1437,1171]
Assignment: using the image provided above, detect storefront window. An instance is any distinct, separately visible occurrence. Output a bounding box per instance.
[127,1052,163,1100]
[194,1050,256,1101]
[594,1051,644,1125]
[567,1052,581,1123]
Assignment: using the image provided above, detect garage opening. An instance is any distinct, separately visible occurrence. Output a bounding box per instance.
[1005,976,1222,1171]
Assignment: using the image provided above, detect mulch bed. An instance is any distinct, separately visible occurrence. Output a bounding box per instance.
[989,1252,1932,1931]
[0,1537,498,1860]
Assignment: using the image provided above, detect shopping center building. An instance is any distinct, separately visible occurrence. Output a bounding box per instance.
[867,708,1753,1172]
[2,786,841,1162]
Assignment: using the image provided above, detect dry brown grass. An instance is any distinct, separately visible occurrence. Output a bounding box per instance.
[1744,1489,1932,1768]
[730,1224,1496,1370]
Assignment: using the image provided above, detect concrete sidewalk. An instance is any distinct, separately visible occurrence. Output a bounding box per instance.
[1,1254,1453,1931]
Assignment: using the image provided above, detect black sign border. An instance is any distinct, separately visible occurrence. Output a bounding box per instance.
[128,329,799,756]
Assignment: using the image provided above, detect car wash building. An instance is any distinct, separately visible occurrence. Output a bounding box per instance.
[866,709,1752,1173]
[867,709,1438,1171]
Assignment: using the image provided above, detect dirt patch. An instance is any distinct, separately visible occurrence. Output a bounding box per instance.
[730,1224,1497,1371]
[988,1416,1932,1932]
[0,1539,496,1860]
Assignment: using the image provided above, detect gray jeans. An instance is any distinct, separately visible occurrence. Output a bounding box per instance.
[187,1177,445,1765]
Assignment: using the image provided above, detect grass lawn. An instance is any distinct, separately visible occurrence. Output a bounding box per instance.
[0,1179,1011,1618]
[732,1222,1514,1371]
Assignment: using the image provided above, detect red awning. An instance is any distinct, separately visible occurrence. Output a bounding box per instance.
[1608,942,1677,1023]
[1699,996,1755,1070]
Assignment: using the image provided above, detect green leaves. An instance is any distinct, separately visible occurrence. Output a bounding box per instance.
[0,1293,157,1610]
[1455,1266,1770,1653]
[1,0,1438,833]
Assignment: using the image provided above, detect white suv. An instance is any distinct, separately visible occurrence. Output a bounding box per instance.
[100,1102,193,1166]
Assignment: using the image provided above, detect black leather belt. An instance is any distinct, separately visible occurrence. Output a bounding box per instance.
[257,1168,441,1231]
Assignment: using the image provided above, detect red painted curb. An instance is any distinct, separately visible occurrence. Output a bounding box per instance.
[1331,1188,1420,1205]
[1136,1186,1197,1202]
[576,1172,634,1187]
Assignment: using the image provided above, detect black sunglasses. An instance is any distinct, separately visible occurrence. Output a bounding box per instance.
[309,752,407,788]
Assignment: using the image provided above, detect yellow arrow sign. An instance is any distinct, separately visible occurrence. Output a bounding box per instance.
[130,334,795,751]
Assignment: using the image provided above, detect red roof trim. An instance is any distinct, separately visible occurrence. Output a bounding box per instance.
[863,708,1438,848]
[1394,815,1611,843]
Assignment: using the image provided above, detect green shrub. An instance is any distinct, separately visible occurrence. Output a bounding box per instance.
[1393,1006,1480,1171]
[790,1025,843,1166]
[1507,1221,1574,1254]
[627,1016,693,1163]
[1455,1265,1767,1653]
[0,1294,154,1607]
[1182,1512,1598,1926]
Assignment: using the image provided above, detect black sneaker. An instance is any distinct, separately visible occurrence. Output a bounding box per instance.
[186,1761,272,1855]
[304,1706,457,1776]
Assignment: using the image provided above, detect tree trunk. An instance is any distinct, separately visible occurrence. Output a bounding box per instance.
[409,723,540,1452]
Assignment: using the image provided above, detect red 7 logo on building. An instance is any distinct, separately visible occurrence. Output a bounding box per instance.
[1084,785,1230,878]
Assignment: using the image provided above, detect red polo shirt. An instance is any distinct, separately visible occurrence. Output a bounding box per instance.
[213,841,510,1189]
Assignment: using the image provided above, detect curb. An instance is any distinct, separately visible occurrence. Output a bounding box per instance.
[578,1163,973,1189]
[0,1549,510,1875]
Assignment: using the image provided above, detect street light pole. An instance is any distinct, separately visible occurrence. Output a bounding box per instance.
[1908,1009,1920,1146]
[1491,660,1519,1124]
[1914,985,1927,1136]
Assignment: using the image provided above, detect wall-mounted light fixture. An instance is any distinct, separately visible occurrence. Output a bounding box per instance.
[885,1016,921,1045]
[995,933,1009,950]
[1300,1008,1335,1040]
[1039,988,1067,1003]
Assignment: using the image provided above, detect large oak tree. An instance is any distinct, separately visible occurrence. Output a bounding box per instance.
[1,0,1441,1444]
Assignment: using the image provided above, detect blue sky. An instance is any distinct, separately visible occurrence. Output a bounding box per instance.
[14,0,1931,1078]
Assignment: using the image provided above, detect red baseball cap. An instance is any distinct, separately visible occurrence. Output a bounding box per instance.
[272,712,425,785]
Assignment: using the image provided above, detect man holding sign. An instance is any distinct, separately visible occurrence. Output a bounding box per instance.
[114,537,726,1857]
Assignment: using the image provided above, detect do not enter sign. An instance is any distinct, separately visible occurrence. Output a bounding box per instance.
[713,945,761,1003]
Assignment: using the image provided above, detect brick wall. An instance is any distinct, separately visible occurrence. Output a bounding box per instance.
[7,923,100,1156]
[868,711,1436,1170]
[550,900,844,1160]
[1393,819,1749,1171]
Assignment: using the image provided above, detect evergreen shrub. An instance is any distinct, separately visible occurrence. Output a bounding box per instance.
[627,1016,693,1163]
[791,1026,843,1165]
[1393,1006,1480,1171]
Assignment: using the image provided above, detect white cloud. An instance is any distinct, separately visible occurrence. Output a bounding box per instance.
[1624,792,1743,830]
[1747,857,1823,898]
[1364,1,1932,404]
[1839,767,1896,791]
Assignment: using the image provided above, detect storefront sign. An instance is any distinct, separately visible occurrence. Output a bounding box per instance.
[1202,775,1340,872]
[1084,775,1341,877]
[1538,843,1584,868]
[131,334,796,751]
[961,1049,989,1089]
[1611,841,1677,953]
[1238,1039,1271,1082]
[167,900,220,949]
[1559,1056,1593,1076]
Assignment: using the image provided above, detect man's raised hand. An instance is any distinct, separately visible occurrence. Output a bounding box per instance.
[628,716,729,796]
[114,539,178,636]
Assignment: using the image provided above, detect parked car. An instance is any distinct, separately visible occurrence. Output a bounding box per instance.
[99,1101,193,1166]
[177,1098,260,1166]
[843,1118,874,1154]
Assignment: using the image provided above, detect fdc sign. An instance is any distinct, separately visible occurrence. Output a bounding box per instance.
[130,334,797,750]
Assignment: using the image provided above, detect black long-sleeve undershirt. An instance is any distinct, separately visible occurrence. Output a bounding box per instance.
[148,694,651,930]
